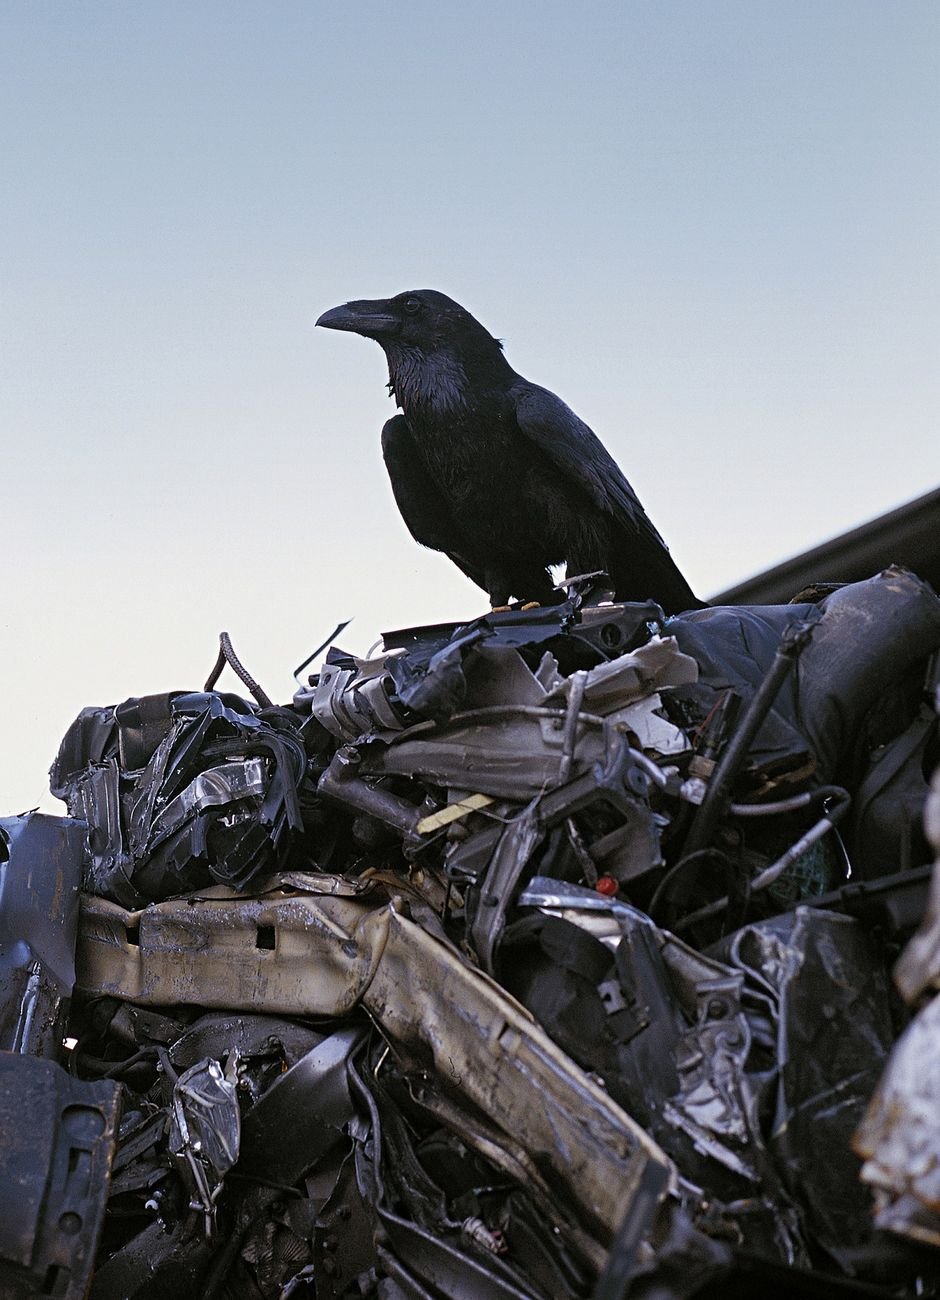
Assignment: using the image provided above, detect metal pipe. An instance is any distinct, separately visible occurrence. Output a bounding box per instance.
[674,787,850,933]
[317,747,421,835]
[748,789,850,892]
[728,783,845,817]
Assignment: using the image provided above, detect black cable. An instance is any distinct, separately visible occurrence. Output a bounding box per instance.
[682,618,817,858]
[203,630,274,709]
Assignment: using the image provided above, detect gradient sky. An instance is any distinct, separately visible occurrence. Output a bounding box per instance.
[1,1,938,813]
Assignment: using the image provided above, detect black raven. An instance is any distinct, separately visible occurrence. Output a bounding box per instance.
[316,290,701,612]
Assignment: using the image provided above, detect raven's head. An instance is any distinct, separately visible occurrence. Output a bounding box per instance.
[317,290,508,410]
[317,289,496,346]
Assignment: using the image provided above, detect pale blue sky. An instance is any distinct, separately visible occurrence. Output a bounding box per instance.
[1,1,937,811]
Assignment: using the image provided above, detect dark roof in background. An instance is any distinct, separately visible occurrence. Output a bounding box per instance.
[711,486,940,605]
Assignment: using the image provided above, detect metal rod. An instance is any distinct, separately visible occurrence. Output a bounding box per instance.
[292,619,353,683]
[557,670,588,785]
[674,788,850,933]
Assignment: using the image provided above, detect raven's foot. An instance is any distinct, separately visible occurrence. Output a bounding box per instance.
[489,600,542,613]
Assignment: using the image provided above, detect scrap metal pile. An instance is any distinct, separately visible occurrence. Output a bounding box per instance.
[3,565,940,1299]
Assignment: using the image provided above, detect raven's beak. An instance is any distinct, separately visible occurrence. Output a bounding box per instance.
[316,298,398,339]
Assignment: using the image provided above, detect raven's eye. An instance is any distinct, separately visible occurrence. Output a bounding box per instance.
[403,296,422,315]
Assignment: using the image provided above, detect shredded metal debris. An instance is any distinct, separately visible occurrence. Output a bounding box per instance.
[2,565,940,1298]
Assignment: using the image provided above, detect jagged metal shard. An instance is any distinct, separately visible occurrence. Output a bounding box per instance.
[0,1054,119,1299]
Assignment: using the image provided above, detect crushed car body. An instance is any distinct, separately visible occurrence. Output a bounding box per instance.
[1,563,940,1298]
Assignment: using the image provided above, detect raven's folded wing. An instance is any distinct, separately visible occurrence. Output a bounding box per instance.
[511,382,668,549]
[380,415,486,589]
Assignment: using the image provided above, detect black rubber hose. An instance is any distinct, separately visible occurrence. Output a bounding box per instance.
[681,618,817,858]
